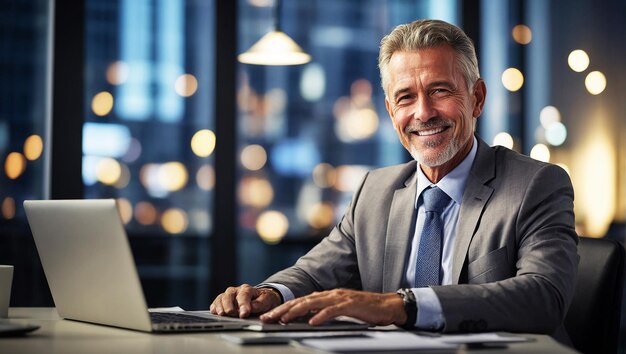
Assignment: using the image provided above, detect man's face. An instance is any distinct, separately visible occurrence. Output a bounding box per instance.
[384,45,485,170]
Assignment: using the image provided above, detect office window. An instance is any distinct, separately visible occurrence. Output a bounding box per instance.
[84,0,215,238]
[235,0,460,283]
[83,0,216,309]
[0,0,51,306]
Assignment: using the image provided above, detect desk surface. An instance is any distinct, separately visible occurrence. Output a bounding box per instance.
[1,308,579,354]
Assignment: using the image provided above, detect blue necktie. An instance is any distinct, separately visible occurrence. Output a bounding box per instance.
[414,186,451,288]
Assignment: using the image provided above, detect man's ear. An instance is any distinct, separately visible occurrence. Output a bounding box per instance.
[472,79,487,118]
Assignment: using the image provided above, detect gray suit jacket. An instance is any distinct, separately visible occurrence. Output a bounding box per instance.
[264,137,579,340]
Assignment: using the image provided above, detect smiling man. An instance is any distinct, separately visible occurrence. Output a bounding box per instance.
[211,19,579,344]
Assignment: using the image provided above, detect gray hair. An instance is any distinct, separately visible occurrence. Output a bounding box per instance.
[378,19,480,97]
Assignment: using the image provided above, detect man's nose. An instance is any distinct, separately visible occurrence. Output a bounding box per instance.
[411,96,437,122]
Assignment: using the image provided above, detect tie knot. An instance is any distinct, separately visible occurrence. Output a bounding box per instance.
[422,186,451,213]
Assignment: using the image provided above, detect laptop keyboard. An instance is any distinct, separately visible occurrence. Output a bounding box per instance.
[150,312,219,324]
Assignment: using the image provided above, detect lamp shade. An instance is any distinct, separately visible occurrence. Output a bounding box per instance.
[238,31,311,66]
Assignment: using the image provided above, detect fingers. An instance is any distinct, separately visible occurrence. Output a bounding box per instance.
[261,291,331,324]
[209,284,257,318]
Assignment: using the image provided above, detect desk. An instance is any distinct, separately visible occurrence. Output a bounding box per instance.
[1,308,579,354]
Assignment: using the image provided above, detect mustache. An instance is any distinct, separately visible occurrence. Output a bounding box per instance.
[403,118,453,134]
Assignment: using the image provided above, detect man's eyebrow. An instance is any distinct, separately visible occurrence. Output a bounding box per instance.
[392,87,412,102]
[427,81,456,90]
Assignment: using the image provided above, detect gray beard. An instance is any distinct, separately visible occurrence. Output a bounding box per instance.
[409,137,461,167]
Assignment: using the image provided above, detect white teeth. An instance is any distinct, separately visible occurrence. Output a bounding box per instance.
[417,127,445,136]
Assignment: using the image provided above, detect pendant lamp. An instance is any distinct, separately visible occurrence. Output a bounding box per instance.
[238,0,311,66]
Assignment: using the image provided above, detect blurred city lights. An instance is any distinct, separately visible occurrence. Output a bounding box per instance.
[512,24,532,45]
[174,74,198,97]
[585,71,607,95]
[312,163,337,188]
[196,164,215,191]
[135,202,158,225]
[545,122,567,146]
[334,165,369,192]
[501,68,524,92]
[568,50,590,72]
[96,158,122,185]
[158,162,188,192]
[492,132,514,149]
[300,63,326,102]
[92,91,114,116]
[116,198,133,224]
[191,129,216,157]
[106,61,130,85]
[539,106,561,128]
[238,176,274,208]
[161,208,188,234]
[240,144,267,171]
[307,202,335,229]
[23,134,43,160]
[2,197,15,219]
[530,144,550,162]
[256,210,289,244]
[5,152,26,180]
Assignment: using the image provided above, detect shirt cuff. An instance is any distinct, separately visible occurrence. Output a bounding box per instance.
[255,283,295,303]
[411,287,445,331]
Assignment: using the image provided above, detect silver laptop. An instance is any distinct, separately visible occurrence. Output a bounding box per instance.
[24,199,369,333]
[24,199,251,332]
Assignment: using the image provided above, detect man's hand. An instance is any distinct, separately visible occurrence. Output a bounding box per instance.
[259,289,407,326]
[210,284,282,318]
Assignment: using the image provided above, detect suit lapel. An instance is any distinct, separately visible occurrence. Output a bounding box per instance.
[382,163,417,292]
[451,138,495,284]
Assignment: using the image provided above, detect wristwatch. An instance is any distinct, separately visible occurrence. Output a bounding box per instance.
[396,288,417,330]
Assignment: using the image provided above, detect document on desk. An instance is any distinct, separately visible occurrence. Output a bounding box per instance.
[299,332,458,352]
[298,332,530,352]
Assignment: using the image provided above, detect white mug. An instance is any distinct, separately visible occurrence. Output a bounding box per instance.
[0,265,14,318]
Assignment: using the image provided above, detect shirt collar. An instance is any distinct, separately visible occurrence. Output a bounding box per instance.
[415,136,478,208]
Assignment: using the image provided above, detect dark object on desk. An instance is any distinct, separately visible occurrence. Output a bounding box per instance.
[0,321,40,337]
[564,237,625,354]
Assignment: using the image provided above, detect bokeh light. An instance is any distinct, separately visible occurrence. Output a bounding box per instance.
[492,132,514,149]
[135,202,158,225]
[238,176,274,208]
[196,164,215,191]
[307,202,335,229]
[334,165,369,192]
[91,91,114,116]
[501,68,524,92]
[106,61,130,85]
[312,163,337,188]
[161,208,188,234]
[530,143,550,162]
[23,135,43,161]
[300,63,326,102]
[240,144,267,171]
[116,198,133,224]
[585,71,607,95]
[256,210,289,244]
[545,122,567,146]
[568,50,590,72]
[2,197,15,219]
[5,152,27,180]
[158,162,188,192]
[96,158,122,185]
[512,24,532,45]
[191,129,216,157]
[175,74,198,97]
[539,106,561,128]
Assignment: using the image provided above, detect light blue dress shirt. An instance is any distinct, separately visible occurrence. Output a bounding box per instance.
[262,136,478,330]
